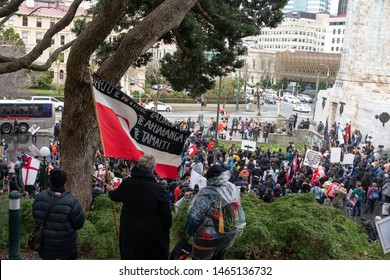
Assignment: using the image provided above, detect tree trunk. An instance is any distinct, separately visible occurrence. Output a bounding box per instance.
[61,0,199,211]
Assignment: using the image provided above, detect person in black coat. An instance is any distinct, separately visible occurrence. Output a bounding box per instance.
[107,154,172,260]
[32,169,85,260]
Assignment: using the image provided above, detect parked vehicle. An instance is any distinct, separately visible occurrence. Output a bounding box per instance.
[31,96,64,111]
[298,94,313,103]
[152,84,172,92]
[144,101,172,112]
[292,104,312,113]
[264,96,277,104]
[283,95,301,104]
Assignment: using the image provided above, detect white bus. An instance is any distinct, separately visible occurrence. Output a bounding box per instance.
[0,100,56,134]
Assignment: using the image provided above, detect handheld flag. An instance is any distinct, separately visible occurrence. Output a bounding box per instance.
[22,154,40,186]
[188,143,198,157]
[91,73,190,179]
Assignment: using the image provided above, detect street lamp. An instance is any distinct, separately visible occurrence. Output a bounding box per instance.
[213,76,222,164]
[236,69,241,111]
[319,64,330,89]
[39,146,50,191]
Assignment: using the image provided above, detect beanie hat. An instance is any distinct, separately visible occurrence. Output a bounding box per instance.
[206,165,223,180]
[50,169,67,188]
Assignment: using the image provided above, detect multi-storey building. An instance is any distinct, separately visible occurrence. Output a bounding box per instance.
[245,11,329,53]
[244,11,345,55]
[4,0,86,86]
[338,0,349,15]
[283,0,331,14]
[323,14,346,53]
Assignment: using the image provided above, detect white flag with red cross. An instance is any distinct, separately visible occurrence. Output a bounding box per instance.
[22,154,41,186]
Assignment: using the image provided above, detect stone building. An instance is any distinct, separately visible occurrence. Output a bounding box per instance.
[314,0,390,149]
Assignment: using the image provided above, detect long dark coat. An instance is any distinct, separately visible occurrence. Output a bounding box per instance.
[108,168,172,260]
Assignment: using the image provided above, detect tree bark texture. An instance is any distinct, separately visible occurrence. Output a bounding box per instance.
[62,0,199,210]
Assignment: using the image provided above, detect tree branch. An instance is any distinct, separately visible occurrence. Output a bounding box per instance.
[98,0,200,85]
[25,40,75,71]
[0,0,24,18]
[195,2,214,24]
[172,27,191,58]
[0,0,83,74]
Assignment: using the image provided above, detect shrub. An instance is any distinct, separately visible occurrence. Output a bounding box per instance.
[227,194,384,260]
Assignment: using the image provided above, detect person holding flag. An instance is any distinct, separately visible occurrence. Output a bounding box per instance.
[106,154,172,260]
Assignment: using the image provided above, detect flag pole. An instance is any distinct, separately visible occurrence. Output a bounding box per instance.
[88,70,119,239]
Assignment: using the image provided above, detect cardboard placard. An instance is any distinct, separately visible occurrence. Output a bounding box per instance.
[303,149,322,169]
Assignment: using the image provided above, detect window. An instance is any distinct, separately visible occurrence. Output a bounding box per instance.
[50,19,55,28]
[59,53,64,62]
[22,31,28,44]
[36,18,42,28]
[22,16,28,26]
[50,69,54,78]
[51,38,55,45]
[36,32,42,44]
[338,29,341,34]
[8,16,14,25]
[333,29,336,35]
[60,35,65,45]
[331,47,334,51]
[59,70,64,79]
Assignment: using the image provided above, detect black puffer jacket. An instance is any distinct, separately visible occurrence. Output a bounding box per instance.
[32,188,85,260]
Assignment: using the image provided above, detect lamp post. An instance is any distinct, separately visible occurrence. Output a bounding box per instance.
[39,146,50,191]
[319,64,330,89]
[236,68,241,111]
[213,76,222,164]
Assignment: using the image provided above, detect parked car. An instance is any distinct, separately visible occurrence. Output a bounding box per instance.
[144,101,172,112]
[298,94,313,103]
[292,104,312,113]
[31,96,64,111]
[283,95,301,104]
[264,96,276,104]
[152,84,172,92]
[246,95,264,105]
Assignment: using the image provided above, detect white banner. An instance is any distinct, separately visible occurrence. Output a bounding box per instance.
[376,215,390,254]
[241,140,256,151]
[303,149,321,169]
[342,153,355,165]
[330,147,341,163]
[190,170,207,189]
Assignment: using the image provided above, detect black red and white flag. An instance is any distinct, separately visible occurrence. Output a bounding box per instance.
[22,154,40,186]
[91,73,190,179]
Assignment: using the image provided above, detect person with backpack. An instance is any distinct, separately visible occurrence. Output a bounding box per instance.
[186,165,246,260]
[365,182,379,214]
[32,169,85,259]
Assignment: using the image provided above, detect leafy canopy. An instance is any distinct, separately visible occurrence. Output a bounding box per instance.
[87,0,287,96]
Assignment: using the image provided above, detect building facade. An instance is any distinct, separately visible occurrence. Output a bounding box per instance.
[338,0,349,15]
[283,0,331,14]
[4,0,86,86]
[314,0,390,149]
[244,12,345,54]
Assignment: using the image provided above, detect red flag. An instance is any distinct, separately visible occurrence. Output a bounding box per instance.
[188,143,198,157]
[112,177,122,189]
[92,73,190,179]
[219,106,230,117]
[217,123,224,132]
[345,123,351,144]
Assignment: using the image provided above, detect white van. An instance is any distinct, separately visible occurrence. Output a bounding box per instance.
[31,96,64,111]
